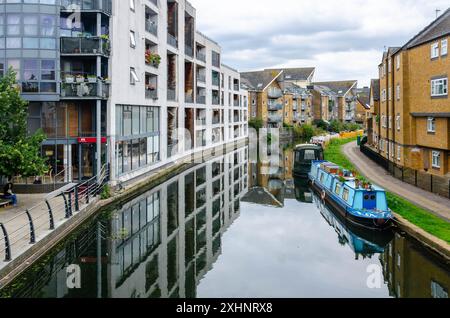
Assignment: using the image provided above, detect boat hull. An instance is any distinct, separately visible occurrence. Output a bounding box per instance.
[309,178,393,231]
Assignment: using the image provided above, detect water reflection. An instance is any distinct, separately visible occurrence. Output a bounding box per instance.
[1,144,449,298]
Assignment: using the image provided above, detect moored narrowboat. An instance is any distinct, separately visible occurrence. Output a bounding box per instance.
[293,144,324,178]
[308,161,394,230]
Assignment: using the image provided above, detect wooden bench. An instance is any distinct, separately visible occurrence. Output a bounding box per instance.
[0,199,12,209]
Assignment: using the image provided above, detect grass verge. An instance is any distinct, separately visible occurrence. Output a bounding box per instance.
[324,138,450,244]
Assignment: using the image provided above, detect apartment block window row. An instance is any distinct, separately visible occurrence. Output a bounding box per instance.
[431,39,448,59]
[431,78,448,96]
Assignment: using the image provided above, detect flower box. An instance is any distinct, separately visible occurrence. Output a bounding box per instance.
[65,75,75,83]
[76,76,85,83]
[87,76,97,83]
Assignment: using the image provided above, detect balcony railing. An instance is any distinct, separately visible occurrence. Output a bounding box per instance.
[60,0,112,15]
[268,114,282,123]
[234,84,240,91]
[167,33,178,48]
[212,97,220,105]
[234,116,240,123]
[212,57,220,68]
[196,118,206,126]
[212,117,221,125]
[197,96,206,104]
[267,88,283,99]
[61,37,110,56]
[233,100,240,107]
[61,81,110,99]
[167,88,176,101]
[145,88,158,100]
[185,93,194,103]
[212,77,220,86]
[268,103,282,111]
[185,44,194,57]
[145,20,158,36]
[197,74,206,83]
[196,51,206,62]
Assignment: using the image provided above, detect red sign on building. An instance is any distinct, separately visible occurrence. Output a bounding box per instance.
[77,137,107,144]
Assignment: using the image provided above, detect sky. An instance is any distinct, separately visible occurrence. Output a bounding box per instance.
[189,0,449,87]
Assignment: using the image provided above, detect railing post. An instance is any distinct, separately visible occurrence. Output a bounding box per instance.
[25,210,36,244]
[45,199,55,230]
[61,192,70,219]
[415,170,418,187]
[74,186,80,212]
[0,223,11,262]
[86,180,90,204]
[67,191,73,217]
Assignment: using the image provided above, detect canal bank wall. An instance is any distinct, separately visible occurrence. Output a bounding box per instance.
[0,138,248,289]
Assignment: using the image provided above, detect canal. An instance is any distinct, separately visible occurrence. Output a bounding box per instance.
[1,145,449,298]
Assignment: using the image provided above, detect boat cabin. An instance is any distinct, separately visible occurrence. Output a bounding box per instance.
[293,144,324,178]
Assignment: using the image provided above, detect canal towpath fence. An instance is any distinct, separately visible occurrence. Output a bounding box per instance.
[360,144,450,199]
[0,165,110,265]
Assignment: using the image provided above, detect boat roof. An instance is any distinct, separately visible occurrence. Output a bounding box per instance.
[313,161,386,192]
[295,144,322,150]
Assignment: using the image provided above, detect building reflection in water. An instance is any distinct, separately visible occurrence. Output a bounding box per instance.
[110,147,249,298]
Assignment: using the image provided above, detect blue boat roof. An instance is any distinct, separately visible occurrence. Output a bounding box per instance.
[313,161,386,192]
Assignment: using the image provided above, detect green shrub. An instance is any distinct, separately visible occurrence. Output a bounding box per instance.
[100,184,112,200]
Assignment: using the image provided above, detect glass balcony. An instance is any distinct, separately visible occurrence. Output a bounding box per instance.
[185,45,194,57]
[60,0,112,15]
[268,103,282,111]
[145,89,158,100]
[196,96,206,104]
[61,37,110,56]
[60,81,110,99]
[197,74,206,84]
[196,51,206,62]
[267,88,283,99]
[268,114,282,123]
[145,21,158,37]
[167,88,176,101]
[167,34,178,48]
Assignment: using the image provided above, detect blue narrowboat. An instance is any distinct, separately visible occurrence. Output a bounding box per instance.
[308,161,394,230]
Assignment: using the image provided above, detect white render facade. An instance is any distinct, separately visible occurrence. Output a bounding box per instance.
[110,0,248,183]
[1,0,247,184]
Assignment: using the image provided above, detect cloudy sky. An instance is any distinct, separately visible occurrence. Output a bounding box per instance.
[189,0,449,86]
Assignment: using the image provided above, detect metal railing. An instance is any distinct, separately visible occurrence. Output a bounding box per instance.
[196,96,206,104]
[145,89,158,100]
[61,37,110,56]
[0,165,110,264]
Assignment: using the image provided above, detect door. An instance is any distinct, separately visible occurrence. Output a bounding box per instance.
[363,192,377,210]
[80,144,95,180]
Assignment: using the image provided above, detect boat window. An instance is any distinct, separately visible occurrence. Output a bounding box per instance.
[343,188,350,201]
[335,183,341,195]
[320,172,325,183]
[304,150,316,160]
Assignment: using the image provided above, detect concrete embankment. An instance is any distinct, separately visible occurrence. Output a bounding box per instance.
[0,139,247,289]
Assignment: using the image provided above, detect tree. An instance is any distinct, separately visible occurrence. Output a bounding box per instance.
[248,118,263,131]
[0,69,48,178]
[329,120,343,133]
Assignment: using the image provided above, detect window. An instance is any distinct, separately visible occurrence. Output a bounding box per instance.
[388,87,392,101]
[396,55,401,70]
[427,117,436,133]
[130,0,135,11]
[431,42,439,59]
[396,84,400,100]
[129,30,136,48]
[432,151,441,168]
[388,58,391,73]
[397,145,401,161]
[342,188,349,201]
[388,116,392,129]
[335,183,341,195]
[130,67,139,85]
[441,39,448,56]
[431,78,448,96]
[396,115,400,130]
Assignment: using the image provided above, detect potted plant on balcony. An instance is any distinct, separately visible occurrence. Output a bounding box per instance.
[145,50,161,67]
[65,74,75,84]
[87,75,97,83]
[76,74,85,83]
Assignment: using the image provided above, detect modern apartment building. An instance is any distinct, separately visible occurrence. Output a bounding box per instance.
[312,80,358,122]
[1,0,248,184]
[242,68,315,128]
[370,9,449,176]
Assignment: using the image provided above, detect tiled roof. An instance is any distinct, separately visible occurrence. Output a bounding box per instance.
[266,67,316,81]
[405,8,450,49]
[240,70,282,91]
[313,80,357,96]
[356,87,370,109]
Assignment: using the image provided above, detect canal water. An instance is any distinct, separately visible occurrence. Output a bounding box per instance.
[1,145,449,298]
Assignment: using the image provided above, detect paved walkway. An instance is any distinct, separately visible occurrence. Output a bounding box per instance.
[342,141,450,223]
